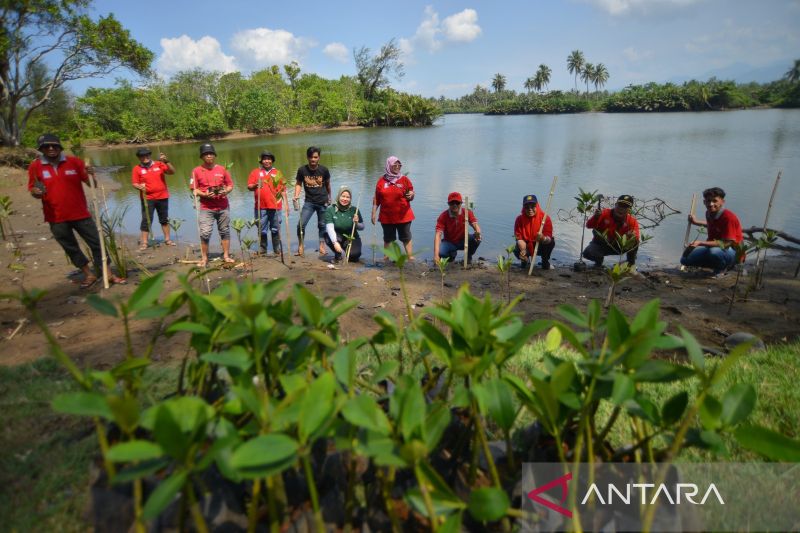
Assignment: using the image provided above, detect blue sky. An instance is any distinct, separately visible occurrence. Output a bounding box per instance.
[87,0,800,97]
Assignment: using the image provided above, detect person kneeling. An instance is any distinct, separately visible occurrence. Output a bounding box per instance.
[680,187,743,277]
[582,194,639,269]
[433,192,481,264]
[514,194,555,269]
[324,186,363,262]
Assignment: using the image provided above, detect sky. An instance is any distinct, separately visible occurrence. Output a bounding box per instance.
[84,0,800,98]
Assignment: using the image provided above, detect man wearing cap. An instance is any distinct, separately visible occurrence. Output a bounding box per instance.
[27,133,126,288]
[247,151,287,255]
[433,192,482,264]
[131,147,175,250]
[190,143,234,267]
[514,194,555,270]
[583,194,640,268]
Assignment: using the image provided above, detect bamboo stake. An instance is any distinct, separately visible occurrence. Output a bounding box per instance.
[85,158,109,289]
[372,197,378,266]
[463,196,470,270]
[345,192,363,265]
[141,184,152,247]
[529,176,558,276]
[256,171,262,254]
[192,174,202,259]
[755,170,782,289]
[683,193,697,248]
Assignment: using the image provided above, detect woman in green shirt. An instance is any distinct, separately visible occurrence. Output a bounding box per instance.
[324,186,364,262]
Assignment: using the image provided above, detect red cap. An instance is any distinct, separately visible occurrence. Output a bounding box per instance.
[447,192,463,203]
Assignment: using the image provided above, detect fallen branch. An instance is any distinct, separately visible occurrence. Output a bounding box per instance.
[743,227,800,247]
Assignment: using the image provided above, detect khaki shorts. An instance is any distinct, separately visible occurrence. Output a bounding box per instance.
[198,208,230,242]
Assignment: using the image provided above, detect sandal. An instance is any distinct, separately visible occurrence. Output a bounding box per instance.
[164,240,177,246]
[80,275,98,289]
[110,275,127,285]
[138,243,148,251]
[197,260,208,268]
[223,257,236,264]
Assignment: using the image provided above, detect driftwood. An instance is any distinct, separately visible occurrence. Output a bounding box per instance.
[743,226,800,253]
[557,196,680,230]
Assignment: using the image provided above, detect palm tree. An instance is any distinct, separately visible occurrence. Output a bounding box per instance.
[567,50,585,91]
[491,73,507,93]
[532,72,543,92]
[524,77,535,93]
[537,64,552,92]
[593,63,609,94]
[785,59,800,83]
[581,62,594,96]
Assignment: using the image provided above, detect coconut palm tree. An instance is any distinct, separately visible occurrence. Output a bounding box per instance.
[524,77,535,93]
[593,63,609,94]
[785,59,800,83]
[567,50,585,91]
[581,62,594,96]
[492,73,507,93]
[537,64,552,92]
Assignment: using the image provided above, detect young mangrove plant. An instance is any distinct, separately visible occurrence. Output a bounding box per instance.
[435,256,450,305]
[573,188,600,272]
[101,206,131,278]
[727,240,756,315]
[496,244,515,304]
[0,195,17,241]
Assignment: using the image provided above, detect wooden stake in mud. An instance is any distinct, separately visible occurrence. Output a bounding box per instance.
[256,171,262,254]
[683,193,697,248]
[140,184,152,247]
[463,196,470,270]
[755,170,782,288]
[85,158,109,289]
[345,192,363,265]
[529,176,558,276]
[191,173,201,258]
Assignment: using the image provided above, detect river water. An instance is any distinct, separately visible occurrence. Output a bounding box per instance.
[86,110,800,268]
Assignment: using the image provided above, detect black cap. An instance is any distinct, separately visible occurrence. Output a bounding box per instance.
[522,194,538,205]
[199,143,216,156]
[260,151,275,162]
[616,194,634,207]
[37,134,63,150]
[136,147,152,157]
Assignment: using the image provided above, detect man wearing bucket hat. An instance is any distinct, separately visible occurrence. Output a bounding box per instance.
[583,194,640,268]
[247,151,287,255]
[513,194,555,270]
[27,133,126,288]
[433,192,482,264]
[131,147,175,249]
[190,142,234,267]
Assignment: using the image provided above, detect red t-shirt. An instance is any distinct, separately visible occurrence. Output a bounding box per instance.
[374,175,414,224]
[586,208,640,240]
[514,205,553,251]
[247,167,285,210]
[706,209,743,244]
[131,161,170,200]
[191,165,233,211]
[27,155,91,223]
[436,208,477,244]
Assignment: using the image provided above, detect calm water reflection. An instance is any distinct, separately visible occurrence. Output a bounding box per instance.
[86,110,800,267]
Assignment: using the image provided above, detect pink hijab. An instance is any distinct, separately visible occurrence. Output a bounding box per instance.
[384,156,402,184]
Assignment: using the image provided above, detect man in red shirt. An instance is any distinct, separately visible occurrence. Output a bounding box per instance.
[131,147,175,249]
[247,151,288,255]
[27,134,125,288]
[681,187,743,277]
[190,143,234,267]
[514,194,555,270]
[433,192,482,264]
[583,194,640,268]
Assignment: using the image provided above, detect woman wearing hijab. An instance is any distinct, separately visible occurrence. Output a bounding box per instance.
[324,186,364,262]
[371,156,415,261]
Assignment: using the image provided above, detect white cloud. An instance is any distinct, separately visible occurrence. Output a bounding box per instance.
[323,42,349,63]
[230,28,316,67]
[156,35,237,74]
[415,6,443,52]
[685,19,797,66]
[442,9,482,42]
[622,46,653,62]
[582,0,702,16]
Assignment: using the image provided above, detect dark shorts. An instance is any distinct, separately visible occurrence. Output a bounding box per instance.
[381,222,412,244]
[140,198,169,231]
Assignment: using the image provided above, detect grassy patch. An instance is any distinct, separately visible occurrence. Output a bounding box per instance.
[0,358,179,531]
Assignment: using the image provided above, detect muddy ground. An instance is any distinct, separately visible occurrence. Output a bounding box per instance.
[1,166,799,369]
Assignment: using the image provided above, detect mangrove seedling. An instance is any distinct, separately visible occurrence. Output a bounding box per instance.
[101,206,131,278]
[231,218,249,263]
[435,256,450,305]
[727,240,757,314]
[496,244,515,304]
[573,188,600,272]
[0,195,16,241]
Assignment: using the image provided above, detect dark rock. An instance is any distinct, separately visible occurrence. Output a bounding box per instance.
[724,332,765,352]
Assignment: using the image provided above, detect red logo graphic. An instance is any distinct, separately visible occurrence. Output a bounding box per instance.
[527,472,573,518]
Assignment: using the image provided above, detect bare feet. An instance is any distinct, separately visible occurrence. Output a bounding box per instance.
[295,243,304,256]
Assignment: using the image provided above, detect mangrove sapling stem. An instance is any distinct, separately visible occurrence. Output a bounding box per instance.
[379,467,402,532]
[755,170,782,289]
[529,175,558,276]
[727,266,743,315]
[187,479,210,533]
[301,452,325,532]
[473,402,511,532]
[247,478,262,533]
[85,158,109,289]
[265,476,280,533]
[134,478,145,533]
[414,463,440,531]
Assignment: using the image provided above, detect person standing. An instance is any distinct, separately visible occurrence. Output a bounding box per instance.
[582,194,640,268]
[131,147,175,250]
[513,194,555,270]
[680,186,743,277]
[293,146,331,256]
[247,151,287,255]
[190,143,234,267]
[433,192,481,264]
[324,186,364,262]
[371,156,415,261]
[27,133,126,288]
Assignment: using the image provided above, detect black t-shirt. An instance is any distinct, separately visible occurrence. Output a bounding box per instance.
[295,164,331,205]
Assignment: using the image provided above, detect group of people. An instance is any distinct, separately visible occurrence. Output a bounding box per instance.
[27,133,745,289]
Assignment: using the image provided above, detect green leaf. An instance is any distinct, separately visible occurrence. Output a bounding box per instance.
[423,402,451,451]
[293,285,322,325]
[605,306,630,350]
[106,394,140,434]
[153,405,189,462]
[298,373,336,443]
[661,391,689,426]
[544,327,562,352]
[467,487,510,522]
[721,383,756,427]
[200,347,252,370]
[142,470,187,520]
[107,440,164,462]
[87,294,118,317]
[625,395,660,425]
[373,361,399,382]
[307,328,337,348]
[699,394,722,430]
[483,378,517,431]
[165,321,211,335]
[556,305,588,328]
[632,360,695,382]
[630,298,660,333]
[679,325,705,372]
[342,395,392,435]
[127,272,164,313]
[230,433,299,475]
[439,511,464,533]
[400,382,426,440]
[333,346,356,389]
[611,374,635,405]
[112,458,170,484]
[52,392,112,419]
[111,357,150,378]
[734,425,800,461]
